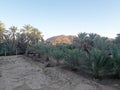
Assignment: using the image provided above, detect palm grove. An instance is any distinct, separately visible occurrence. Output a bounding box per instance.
[0,21,43,55]
[0,21,120,79]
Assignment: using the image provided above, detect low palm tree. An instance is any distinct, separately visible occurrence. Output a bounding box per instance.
[112,45,120,78]
[88,48,114,78]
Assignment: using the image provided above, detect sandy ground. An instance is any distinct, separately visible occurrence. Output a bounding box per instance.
[0,55,116,90]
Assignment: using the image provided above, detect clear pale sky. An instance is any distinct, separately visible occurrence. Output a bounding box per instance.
[0,0,120,39]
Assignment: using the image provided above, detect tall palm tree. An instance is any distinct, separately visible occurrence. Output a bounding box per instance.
[0,21,5,43]
[114,33,120,44]
[74,32,90,52]
[9,26,18,46]
[78,32,87,40]
[31,28,38,44]
[21,24,33,44]
[21,24,33,34]
[21,25,33,54]
[89,33,99,40]
[31,28,43,44]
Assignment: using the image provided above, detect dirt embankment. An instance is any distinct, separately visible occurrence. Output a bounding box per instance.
[0,55,116,90]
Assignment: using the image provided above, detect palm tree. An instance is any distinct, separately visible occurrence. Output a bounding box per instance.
[21,24,33,34]
[114,33,120,44]
[35,30,43,43]
[21,25,43,54]
[73,33,87,49]
[16,33,28,54]
[88,48,114,78]
[78,32,87,40]
[89,33,99,40]
[21,24,33,44]
[21,25,33,54]
[31,28,43,44]
[74,32,91,53]
[9,26,18,47]
[112,45,120,78]
[0,21,5,43]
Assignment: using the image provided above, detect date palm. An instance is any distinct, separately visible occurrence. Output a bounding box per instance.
[88,48,114,78]
[112,45,120,78]
[114,33,120,44]
[0,21,5,43]
[21,24,33,44]
[31,28,43,44]
[89,33,99,40]
[73,32,92,53]
[21,25,33,54]
[9,26,18,48]
[21,24,33,34]
[73,32,87,49]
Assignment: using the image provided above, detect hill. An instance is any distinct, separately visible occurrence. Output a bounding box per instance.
[46,35,77,45]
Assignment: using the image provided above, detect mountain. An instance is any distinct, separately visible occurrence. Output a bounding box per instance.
[46,35,77,45]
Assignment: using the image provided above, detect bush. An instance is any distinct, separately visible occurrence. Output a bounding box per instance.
[112,45,120,78]
[0,42,17,56]
[64,49,88,70]
[52,47,64,65]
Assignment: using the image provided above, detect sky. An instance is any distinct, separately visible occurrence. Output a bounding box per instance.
[0,0,120,39]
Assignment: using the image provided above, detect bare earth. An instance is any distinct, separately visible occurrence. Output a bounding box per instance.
[0,55,116,90]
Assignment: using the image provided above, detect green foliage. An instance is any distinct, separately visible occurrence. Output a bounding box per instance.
[0,43,5,55]
[65,49,79,68]
[114,34,120,44]
[29,43,46,56]
[55,43,72,52]
[0,22,43,55]
[111,45,120,77]
[88,48,115,78]
[65,49,88,69]
[0,42,17,55]
[52,47,64,65]
[0,21,5,43]
[73,33,98,53]
[93,36,110,50]
[28,43,54,60]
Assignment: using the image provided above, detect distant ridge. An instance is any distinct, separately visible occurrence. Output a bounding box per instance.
[46,35,77,45]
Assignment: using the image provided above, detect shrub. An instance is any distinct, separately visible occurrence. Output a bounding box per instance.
[112,45,120,78]
[52,48,64,65]
[64,49,88,70]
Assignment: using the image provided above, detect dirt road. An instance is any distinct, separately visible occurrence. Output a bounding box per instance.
[0,55,116,90]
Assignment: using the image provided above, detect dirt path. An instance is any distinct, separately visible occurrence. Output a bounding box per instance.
[0,55,116,90]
